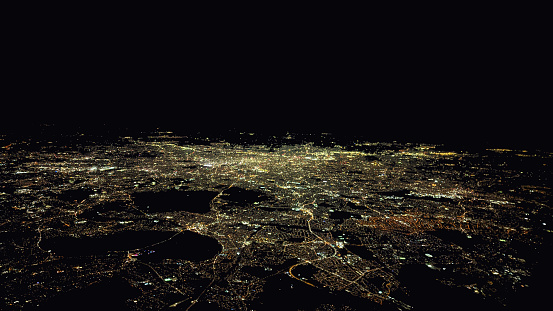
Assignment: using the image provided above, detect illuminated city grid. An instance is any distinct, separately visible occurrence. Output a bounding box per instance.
[0,131,551,310]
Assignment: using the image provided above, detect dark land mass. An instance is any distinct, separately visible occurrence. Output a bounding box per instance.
[139,231,221,262]
[221,187,270,204]
[41,230,221,261]
[132,190,218,213]
[57,188,95,202]
[396,264,502,311]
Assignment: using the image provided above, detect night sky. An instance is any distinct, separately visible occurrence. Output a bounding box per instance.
[5,15,548,150]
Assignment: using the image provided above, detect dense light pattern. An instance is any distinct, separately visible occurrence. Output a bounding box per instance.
[0,132,551,310]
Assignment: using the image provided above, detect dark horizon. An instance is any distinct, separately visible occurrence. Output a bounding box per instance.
[5,7,548,152]
[6,54,547,151]
[5,38,547,150]
[2,108,548,151]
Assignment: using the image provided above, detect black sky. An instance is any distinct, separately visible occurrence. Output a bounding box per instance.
[4,14,548,150]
